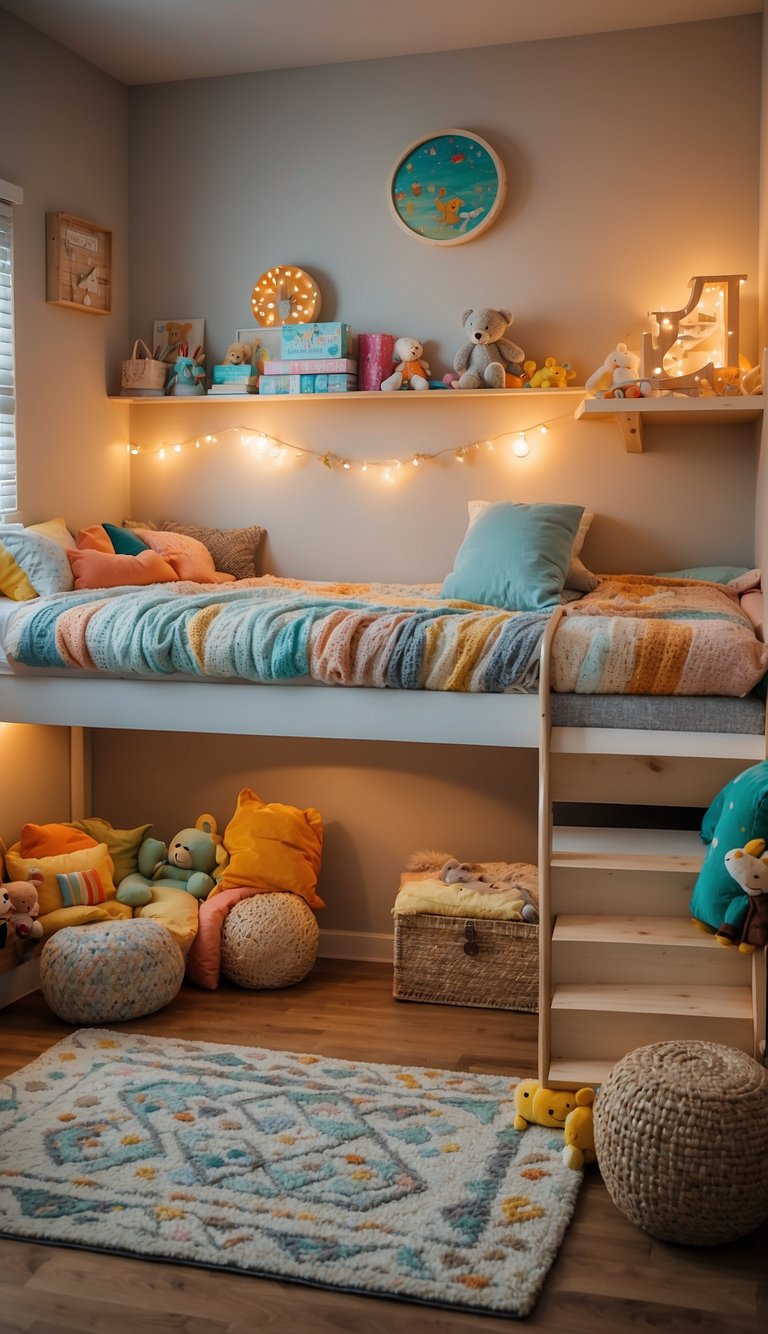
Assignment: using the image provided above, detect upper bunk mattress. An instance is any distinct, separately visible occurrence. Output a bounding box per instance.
[0,573,765,699]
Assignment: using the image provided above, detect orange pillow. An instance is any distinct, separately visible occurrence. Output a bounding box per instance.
[216,788,325,909]
[20,822,98,858]
[136,528,235,584]
[76,524,113,552]
[67,547,179,589]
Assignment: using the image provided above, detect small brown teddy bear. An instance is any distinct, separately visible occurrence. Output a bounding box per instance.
[223,341,254,366]
[6,876,44,943]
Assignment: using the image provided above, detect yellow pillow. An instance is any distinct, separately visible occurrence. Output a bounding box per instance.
[216,787,325,909]
[71,817,152,885]
[135,885,199,954]
[28,517,76,551]
[40,899,132,938]
[0,543,37,601]
[4,842,117,917]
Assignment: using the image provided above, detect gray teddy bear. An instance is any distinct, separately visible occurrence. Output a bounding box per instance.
[453,306,525,389]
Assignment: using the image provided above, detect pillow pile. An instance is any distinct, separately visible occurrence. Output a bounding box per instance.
[68,523,236,589]
[0,518,76,600]
[441,501,587,612]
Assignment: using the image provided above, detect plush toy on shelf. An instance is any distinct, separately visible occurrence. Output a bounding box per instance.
[380,337,431,391]
[117,814,228,907]
[562,1088,597,1169]
[0,884,12,950]
[222,341,254,366]
[6,875,44,943]
[167,355,207,396]
[453,307,525,389]
[715,838,768,951]
[513,1078,596,1132]
[523,357,576,389]
[585,342,651,398]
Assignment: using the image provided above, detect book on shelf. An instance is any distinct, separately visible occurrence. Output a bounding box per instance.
[263,357,358,376]
[207,383,258,395]
[259,373,358,395]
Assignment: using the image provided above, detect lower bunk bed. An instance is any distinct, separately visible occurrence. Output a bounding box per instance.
[0,572,765,1085]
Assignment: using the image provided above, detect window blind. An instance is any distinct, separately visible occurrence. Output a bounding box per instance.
[0,196,18,517]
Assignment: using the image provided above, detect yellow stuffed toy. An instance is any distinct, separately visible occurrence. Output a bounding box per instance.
[562,1088,596,1169]
[513,1078,594,1131]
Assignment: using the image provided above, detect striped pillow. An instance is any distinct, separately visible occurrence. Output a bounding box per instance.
[55,868,107,907]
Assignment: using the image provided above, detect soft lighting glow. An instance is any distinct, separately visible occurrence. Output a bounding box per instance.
[158,447,166,460]
[513,432,530,458]
[173,444,182,453]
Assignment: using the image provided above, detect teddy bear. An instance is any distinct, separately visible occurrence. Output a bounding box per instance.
[223,341,254,366]
[585,342,651,397]
[523,357,577,390]
[116,814,228,907]
[714,838,768,952]
[562,1088,596,1170]
[6,876,43,943]
[380,337,431,391]
[513,1078,595,1132]
[453,308,525,389]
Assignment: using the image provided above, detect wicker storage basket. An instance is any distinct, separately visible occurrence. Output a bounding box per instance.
[121,338,167,391]
[393,913,538,1011]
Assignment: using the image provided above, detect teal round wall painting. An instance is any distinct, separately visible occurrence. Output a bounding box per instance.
[388,129,506,246]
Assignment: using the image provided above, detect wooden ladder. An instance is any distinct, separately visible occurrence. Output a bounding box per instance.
[537,614,767,1088]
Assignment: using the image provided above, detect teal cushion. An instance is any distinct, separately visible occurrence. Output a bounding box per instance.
[690,761,768,931]
[656,565,749,583]
[103,522,150,555]
[441,501,585,611]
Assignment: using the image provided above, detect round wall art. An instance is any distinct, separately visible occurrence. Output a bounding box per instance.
[388,129,506,246]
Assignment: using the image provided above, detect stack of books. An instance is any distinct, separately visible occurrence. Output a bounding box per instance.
[259,323,357,395]
[209,364,259,395]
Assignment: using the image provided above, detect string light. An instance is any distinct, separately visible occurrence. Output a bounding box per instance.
[124,407,572,480]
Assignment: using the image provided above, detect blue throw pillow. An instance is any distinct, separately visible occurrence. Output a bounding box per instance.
[655,565,749,583]
[103,522,150,556]
[441,501,585,611]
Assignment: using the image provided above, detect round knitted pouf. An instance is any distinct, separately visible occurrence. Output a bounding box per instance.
[593,1040,768,1245]
[40,919,185,1024]
[221,892,319,989]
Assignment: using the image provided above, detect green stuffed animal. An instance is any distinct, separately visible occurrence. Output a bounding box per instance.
[117,814,228,908]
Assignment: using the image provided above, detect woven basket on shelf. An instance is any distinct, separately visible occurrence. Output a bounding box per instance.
[393,913,538,1011]
[121,339,167,391]
[593,1040,768,1245]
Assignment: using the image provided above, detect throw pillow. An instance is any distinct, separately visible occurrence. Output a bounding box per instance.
[103,522,150,555]
[0,528,75,597]
[70,817,152,885]
[442,501,585,611]
[136,528,235,583]
[162,521,266,580]
[67,547,179,589]
[20,822,98,858]
[4,843,117,917]
[27,517,76,551]
[467,500,597,592]
[216,787,325,909]
[56,868,107,907]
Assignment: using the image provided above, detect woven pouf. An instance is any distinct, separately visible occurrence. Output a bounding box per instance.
[40,919,185,1024]
[221,892,319,989]
[593,1040,768,1245]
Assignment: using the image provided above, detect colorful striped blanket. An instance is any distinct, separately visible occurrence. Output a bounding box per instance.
[3,577,547,693]
[4,574,766,696]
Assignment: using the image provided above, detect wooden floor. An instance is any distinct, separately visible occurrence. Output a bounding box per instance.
[0,958,766,1333]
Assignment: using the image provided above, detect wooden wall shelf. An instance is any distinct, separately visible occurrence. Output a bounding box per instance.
[575,394,763,452]
[111,387,586,405]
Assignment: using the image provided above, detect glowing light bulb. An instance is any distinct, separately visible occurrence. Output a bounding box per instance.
[485,439,494,451]
[513,432,530,458]
[158,448,166,460]
[455,451,465,463]
[412,456,420,466]
[205,435,214,442]
[173,444,182,454]
[383,467,392,482]
[539,425,549,435]
[194,439,201,449]
[130,446,140,456]
[362,463,368,473]
[343,461,351,470]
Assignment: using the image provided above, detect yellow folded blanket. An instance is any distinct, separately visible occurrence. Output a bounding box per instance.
[393,879,530,921]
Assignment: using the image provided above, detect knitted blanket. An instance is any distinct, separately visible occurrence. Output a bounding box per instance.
[551,575,768,695]
[4,577,547,693]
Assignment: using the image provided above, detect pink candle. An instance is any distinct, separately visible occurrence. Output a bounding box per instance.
[358,333,395,392]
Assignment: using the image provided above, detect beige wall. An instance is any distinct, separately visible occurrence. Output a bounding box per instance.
[0,725,73,850]
[0,9,131,528]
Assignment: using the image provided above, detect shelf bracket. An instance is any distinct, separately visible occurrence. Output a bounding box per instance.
[614,411,643,452]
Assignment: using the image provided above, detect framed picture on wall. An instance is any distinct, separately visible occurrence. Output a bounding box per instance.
[235,327,283,371]
[153,318,205,364]
[388,129,506,246]
[45,212,112,313]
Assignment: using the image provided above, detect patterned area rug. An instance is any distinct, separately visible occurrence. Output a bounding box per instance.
[0,1031,583,1317]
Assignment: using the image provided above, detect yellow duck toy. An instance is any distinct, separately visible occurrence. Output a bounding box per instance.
[562,1089,596,1170]
[513,1078,593,1131]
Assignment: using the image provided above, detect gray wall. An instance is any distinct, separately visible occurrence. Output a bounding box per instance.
[0,8,130,528]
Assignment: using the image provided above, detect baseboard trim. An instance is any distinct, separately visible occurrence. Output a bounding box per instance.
[318,929,393,963]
